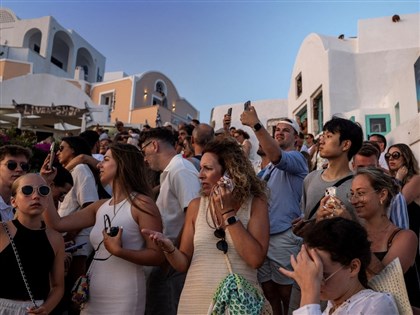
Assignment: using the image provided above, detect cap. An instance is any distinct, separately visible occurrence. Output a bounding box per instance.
[278,118,300,134]
[99,133,109,141]
[163,122,172,127]
[215,128,225,135]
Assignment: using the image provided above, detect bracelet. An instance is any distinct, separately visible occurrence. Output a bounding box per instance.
[221,209,235,216]
[163,246,176,254]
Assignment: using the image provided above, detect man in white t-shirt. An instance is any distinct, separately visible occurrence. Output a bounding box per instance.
[141,127,201,315]
[368,133,389,170]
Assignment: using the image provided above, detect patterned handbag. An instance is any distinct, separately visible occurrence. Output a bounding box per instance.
[208,254,266,315]
[71,274,90,307]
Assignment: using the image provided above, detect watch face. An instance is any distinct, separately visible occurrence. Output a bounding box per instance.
[227,216,237,225]
[254,123,262,131]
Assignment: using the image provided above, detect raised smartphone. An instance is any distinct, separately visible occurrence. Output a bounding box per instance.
[227,107,232,116]
[48,143,55,170]
[244,100,251,111]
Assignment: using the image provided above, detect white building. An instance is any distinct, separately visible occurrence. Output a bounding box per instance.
[0,8,106,83]
[288,13,420,159]
[0,8,198,135]
[211,13,420,161]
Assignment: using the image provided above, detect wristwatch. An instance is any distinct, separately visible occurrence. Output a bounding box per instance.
[253,122,263,132]
[225,216,239,226]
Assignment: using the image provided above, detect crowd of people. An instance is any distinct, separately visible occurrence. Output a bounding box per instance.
[0,108,419,315]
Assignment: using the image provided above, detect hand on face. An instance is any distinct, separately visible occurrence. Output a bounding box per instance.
[210,177,235,214]
[279,244,323,292]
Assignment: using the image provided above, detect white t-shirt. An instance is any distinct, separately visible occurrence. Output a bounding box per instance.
[293,289,398,315]
[0,195,14,221]
[58,164,99,255]
[156,154,200,241]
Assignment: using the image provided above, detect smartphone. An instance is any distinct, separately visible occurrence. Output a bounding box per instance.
[325,187,336,197]
[227,107,232,116]
[65,242,87,253]
[325,187,336,207]
[244,100,251,111]
[48,143,55,170]
[222,171,235,192]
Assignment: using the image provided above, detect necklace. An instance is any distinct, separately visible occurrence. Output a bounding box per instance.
[112,197,129,222]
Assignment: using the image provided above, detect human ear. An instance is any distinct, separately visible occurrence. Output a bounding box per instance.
[10,196,17,209]
[349,258,361,276]
[342,139,352,152]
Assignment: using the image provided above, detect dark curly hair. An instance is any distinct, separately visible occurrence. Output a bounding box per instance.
[304,217,371,287]
[202,137,267,205]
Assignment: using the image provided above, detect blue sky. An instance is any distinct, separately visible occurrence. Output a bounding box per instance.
[2,1,419,123]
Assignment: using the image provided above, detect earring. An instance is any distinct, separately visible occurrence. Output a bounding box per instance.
[380,200,383,205]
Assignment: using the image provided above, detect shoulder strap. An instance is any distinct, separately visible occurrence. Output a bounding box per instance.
[307,174,353,219]
[332,174,353,188]
[1,222,38,308]
[387,228,402,249]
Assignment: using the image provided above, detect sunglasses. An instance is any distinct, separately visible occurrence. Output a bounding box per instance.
[21,185,50,197]
[214,228,228,254]
[3,161,30,172]
[385,152,401,160]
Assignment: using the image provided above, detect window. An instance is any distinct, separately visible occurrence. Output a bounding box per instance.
[152,97,162,106]
[100,91,116,111]
[51,56,63,69]
[296,73,302,98]
[156,82,165,95]
[365,114,390,135]
[312,90,323,135]
[296,105,307,134]
[395,103,400,126]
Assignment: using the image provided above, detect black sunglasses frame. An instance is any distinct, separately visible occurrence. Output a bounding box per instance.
[21,185,50,197]
[4,161,30,172]
[385,152,401,160]
[214,228,228,254]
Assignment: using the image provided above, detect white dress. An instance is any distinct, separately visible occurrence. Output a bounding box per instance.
[177,196,271,314]
[81,198,146,315]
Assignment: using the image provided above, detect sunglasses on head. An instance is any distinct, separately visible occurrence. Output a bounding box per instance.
[385,152,401,160]
[214,228,228,254]
[3,161,30,172]
[21,185,50,197]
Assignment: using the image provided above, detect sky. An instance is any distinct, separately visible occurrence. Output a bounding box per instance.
[2,1,419,123]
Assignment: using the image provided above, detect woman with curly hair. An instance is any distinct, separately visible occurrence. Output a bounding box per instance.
[143,137,272,314]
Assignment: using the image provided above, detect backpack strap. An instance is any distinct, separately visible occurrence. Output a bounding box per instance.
[307,174,353,219]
